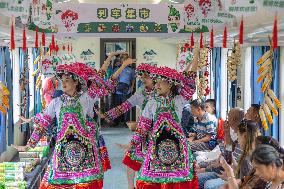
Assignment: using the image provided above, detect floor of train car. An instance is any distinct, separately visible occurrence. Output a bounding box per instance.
[102,127,132,189]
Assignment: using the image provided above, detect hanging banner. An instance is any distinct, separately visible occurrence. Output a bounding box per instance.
[197,0,219,18]
[168,4,185,33]
[183,0,234,29]
[214,0,235,26]
[0,0,30,24]
[261,0,284,10]
[0,1,9,15]
[183,1,202,31]
[49,3,208,34]
[176,50,193,72]
[225,0,259,16]
[32,0,55,29]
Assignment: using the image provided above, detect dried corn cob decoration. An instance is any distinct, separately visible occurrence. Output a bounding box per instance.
[0,81,10,114]
[35,74,42,89]
[227,41,241,81]
[257,58,272,74]
[257,50,272,65]
[259,107,268,130]
[197,45,210,99]
[263,103,273,124]
[32,68,40,77]
[261,76,272,92]
[265,95,278,116]
[257,68,270,83]
[0,105,7,114]
[257,37,282,130]
[267,89,282,109]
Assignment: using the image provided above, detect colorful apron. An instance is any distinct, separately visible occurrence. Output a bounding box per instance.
[122,90,153,171]
[40,101,104,188]
[136,99,198,188]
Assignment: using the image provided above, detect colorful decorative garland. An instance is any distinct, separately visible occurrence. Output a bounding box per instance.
[257,39,282,130]
[227,41,241,82]
[197,46,210,99]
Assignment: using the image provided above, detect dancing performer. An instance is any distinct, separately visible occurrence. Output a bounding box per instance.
[12,55,136,188]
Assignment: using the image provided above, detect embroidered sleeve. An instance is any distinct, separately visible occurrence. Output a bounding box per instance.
[131,116,152,145]
[27,114,53,148]
[98,69,106,78]
[105,92,143,120]
[105,101,133,120]
[87,76,117,99]
[180,71,197,101]
[27,99,56,148]
[130,100,153,145]
[105,76,117,92]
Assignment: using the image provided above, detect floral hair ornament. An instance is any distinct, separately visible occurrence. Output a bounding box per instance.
[136,63,156,77]
[150,66,184,86]
[56,62,104,91]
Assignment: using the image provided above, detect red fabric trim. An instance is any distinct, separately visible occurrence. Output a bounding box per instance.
[223,26,227,48]
[42,30,45,46]
[190,32,194,48]
[210,27,214,48]
[10,20,15,50]
[35,27,39,48]
[239,16,244,44]
[40,179,103,189]
[217,118,225,140]
[273,14,278,49]
[102,159,111,172]
[122,153,142,171]
[136,176,199,189]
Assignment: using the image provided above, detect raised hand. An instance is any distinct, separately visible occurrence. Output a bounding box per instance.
[94,108,111,123]
[122,58,137,66]
[19,116,32,125]
[219,156,234,179]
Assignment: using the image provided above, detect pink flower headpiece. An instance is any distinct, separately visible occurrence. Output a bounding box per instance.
[150,66,184,85]
[56,62,105,91]
[136,63,156,76]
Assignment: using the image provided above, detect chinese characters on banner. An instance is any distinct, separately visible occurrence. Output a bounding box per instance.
[0,0,30,24]
[261,0,284,10]
[2,1,279,34]
[53,3,206,33]
[225,0,259,16]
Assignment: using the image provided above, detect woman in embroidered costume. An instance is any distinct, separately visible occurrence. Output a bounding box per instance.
[128,61,199,189]
[102,63,156,189]
[12,53,136,189]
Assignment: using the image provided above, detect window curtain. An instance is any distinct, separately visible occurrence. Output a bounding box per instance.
[212,47,222,119]
[251,46,280,139]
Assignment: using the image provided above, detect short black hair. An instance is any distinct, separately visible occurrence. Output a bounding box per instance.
[205,99,216,114]
[251,104,260,112]
[190,99,205,110]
